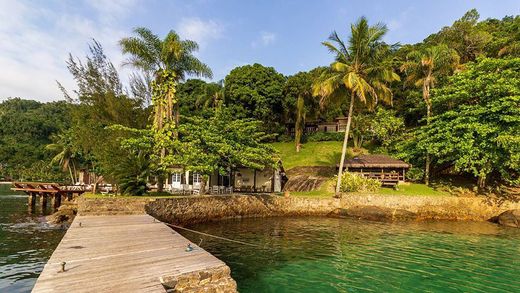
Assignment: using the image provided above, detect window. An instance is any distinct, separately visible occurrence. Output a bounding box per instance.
[172,173,181,183]
[193,172,201,183]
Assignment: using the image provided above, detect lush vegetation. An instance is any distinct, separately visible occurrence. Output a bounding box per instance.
[339,172,381,193]
[1,9,519,194]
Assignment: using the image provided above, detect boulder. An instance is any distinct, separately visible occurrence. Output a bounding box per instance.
[497,209,520,228]
[47,205,77,224]
[329,205,416,221]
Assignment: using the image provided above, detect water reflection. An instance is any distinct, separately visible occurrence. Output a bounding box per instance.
[180,217,520,293]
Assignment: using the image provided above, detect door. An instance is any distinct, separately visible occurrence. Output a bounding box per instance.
[171,173,182,189]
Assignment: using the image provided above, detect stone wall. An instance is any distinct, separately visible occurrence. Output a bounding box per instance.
[145,195,337,225]
[77,197,156,215]
[143,194,520,225]
[77,194,520,224]
[340,194,520,221]
[160,265,236,292]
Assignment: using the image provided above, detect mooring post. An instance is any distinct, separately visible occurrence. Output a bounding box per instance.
[28,192,36,212]
[40,194,48,209]
[60,262,66,272]
[53,194,62,210]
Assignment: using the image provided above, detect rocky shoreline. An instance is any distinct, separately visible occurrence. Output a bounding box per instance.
[74,194,520,228]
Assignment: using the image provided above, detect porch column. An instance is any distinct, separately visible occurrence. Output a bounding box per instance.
[185,170,190,185]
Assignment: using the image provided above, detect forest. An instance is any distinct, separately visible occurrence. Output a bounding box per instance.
[0,9,518,194]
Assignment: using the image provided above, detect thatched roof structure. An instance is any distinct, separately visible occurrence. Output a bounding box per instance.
[341,154,410,169]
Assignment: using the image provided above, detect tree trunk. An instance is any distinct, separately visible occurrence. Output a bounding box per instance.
[68,165,75,185]
[295,95,304,153]
[477,173,486,189]
[157,175,164,192]
[335,92,355,195]
[423,82,432,186]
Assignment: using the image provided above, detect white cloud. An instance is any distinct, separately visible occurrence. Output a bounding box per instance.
[176,17,225,48]
[0,0,138,102]
[251,31,276,48]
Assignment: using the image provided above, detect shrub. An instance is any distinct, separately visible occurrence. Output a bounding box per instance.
[339,172,381,193]
[305,132,344,142]
[277,134,293,142]
[406,167,424,182]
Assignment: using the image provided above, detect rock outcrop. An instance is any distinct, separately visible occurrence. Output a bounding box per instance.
[47,203,77,224]
[497,209,520,228]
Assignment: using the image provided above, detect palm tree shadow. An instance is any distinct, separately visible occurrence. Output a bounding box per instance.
[315,151,342,167]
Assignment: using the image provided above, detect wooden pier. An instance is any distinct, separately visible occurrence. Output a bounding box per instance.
[32,214,235,293]
[11,182,85,210]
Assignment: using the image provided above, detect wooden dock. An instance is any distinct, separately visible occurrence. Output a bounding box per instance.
[32,214,235,293]
[12,182,85,211]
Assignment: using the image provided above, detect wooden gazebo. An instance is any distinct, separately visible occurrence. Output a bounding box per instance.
[339,155,411,186]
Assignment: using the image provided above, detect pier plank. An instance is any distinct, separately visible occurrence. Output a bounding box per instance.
[32,214,226,293]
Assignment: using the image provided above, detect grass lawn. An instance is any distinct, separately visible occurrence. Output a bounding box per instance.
[288,182,449,198]
[271,141,343,169]
[374,183,449,196]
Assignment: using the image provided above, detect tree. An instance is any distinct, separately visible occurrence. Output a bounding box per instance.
[119,27,212,129]
[400,44,459,184]
[313,17,399,195]
[417,58,520,187]
[116,107,277,194]
[425,9,491,63]
[283,71,321,151]
[0,98,71,180]
[46,130,79,183]
[120,27,212,190]
[60,40,149,190]
[176,108,277,193]
[224,63,286,135]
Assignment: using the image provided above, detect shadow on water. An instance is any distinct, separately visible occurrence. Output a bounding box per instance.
[179,217,520,293]
[0,185,66,293]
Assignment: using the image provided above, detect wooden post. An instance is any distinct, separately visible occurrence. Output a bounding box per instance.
[40,194,48,209]
[53,194,62,209]
[253,169,257,193]
[28,192,36,212]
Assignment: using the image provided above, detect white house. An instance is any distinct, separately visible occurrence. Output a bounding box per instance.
[166,166,284,193]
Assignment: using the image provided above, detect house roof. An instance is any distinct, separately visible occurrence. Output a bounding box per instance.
[341,154,411,169]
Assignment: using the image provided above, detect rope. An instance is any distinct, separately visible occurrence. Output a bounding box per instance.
[163,222,263,248]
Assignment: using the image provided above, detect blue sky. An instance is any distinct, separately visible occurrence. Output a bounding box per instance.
[0,0,519,102]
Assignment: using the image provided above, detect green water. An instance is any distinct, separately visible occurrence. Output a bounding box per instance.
[0,185,65,292]
[180,217,520,292]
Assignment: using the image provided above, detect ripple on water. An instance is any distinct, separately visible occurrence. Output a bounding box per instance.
[179,217,520,293]
[0,194,65,293]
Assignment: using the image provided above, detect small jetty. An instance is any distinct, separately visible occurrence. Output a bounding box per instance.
[32,214,236,292]
[11,182,85,210]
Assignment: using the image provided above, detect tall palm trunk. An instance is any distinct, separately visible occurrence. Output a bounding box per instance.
[335,92,355,195]
[423,80,432,185]
[68,165,75,184]
[295,95,304,152]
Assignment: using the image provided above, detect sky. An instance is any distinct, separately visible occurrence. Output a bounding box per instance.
[0,0,519,102]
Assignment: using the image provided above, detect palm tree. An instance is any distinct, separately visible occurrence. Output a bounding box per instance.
[120,28,212,191]
[119,27,213,130]
[194,81,224,111]
[313,17,399,195]
[400,44,459,185]
[294,94,305,152]
[46,132,78,183]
